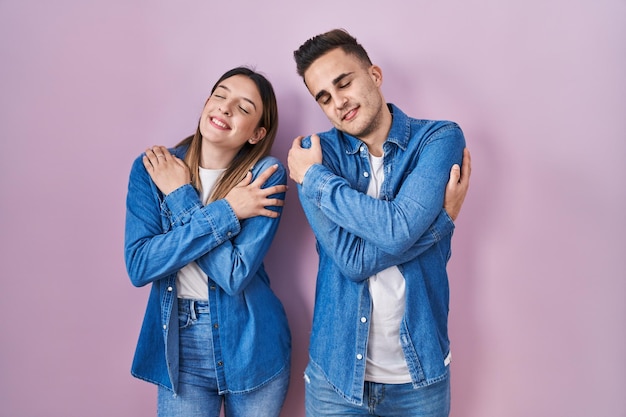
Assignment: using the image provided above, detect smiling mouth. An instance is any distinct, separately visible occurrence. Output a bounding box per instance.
[211,117,230,129]
[342,107,358,121]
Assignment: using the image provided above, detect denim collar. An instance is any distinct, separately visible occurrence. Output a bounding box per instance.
[339,103,410,155]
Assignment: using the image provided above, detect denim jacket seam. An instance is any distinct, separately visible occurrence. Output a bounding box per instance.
[199,199,240,244]
[422,123,462,146]
[316,172,335,207]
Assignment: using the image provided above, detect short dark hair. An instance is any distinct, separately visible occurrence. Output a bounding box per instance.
[293,28,372,77]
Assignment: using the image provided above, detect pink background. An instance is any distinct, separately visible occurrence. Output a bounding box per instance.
[1,1,624,416]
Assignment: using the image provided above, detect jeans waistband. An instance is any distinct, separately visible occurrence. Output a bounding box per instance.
[178,298,210,315]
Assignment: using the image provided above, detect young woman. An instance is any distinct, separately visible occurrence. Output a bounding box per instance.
[124,67,291,417]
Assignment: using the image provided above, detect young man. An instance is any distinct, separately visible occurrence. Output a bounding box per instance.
[287,29,470,416]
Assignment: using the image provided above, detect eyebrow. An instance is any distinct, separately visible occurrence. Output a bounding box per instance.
[216,84,258,110]
[314,72,353,102]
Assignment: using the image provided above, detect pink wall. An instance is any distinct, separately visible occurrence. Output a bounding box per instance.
[1,1,624,416]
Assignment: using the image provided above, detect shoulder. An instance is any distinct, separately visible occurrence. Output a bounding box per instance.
[252,155,287,184]
[129,151,148,178]
[410,118,465,147]
[254,155,284,169]
[389,103,463,139]
[299,126,342,149]
[130,144,188,172]
[170,144,189,159]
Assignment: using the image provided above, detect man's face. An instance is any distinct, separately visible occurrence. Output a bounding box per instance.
[303,48,386,141]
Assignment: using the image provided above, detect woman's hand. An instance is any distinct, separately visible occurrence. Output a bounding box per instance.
[224,164,288,220]
[143,145,191,195]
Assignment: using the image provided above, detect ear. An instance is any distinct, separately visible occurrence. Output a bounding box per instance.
[369,65,383,87]
[248,127,267,145]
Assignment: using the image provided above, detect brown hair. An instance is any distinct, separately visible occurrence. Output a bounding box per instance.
[175,67,279,202]
[294,28,372,78]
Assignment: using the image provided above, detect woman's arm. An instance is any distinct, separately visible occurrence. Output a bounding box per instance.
[124,152,286,288]
[124,153,239,287]
[195,157,287,295]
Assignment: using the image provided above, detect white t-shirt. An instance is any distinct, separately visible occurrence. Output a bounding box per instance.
[364,153,412,384]
[176,166,226,300]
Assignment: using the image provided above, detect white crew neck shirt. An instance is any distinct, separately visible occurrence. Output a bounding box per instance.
[364,153,412,384]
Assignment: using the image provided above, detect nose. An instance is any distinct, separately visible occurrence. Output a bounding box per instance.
[333,94,348,110]
[219,102,232,116]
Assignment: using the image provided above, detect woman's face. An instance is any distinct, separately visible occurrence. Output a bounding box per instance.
[199,74,266,154]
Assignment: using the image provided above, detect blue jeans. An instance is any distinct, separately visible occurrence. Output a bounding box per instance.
[304,362,450,417]
[157,299,289,417]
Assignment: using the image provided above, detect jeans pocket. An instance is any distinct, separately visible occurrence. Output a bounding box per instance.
[178,311,192,329]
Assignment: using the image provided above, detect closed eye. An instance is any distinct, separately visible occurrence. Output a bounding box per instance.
[317,93,331,105]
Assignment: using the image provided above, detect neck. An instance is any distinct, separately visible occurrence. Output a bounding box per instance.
[200,143,238,170]
[360,105,392,157]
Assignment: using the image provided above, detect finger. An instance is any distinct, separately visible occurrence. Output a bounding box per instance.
[142,154,154,170]
[448,164,461,187]
[236,171,253,187]
[263,184,288,196]
[259,208,281,218]
[252,164,279,187]
[290,136,304,150]
[144,148,160,164]
[264,198,285,207]
[150,145,167,161]
[173,156,188,169]
[461,148,472,184]
[158,146,172,158]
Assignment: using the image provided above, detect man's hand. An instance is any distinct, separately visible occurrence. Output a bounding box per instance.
[444,148,471,221]
[287,134,323,184]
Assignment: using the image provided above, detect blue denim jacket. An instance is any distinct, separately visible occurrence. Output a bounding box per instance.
[298,104,465,405]
[124,145,291,394]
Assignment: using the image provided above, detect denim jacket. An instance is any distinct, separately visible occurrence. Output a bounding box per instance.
[298,104,465,404]
[124,145,291,394]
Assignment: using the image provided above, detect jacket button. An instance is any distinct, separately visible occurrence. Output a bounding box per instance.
[217,361,223,366]
[356,354,363,360]
[167,286,173,292]
[363,172,369,178]
[163,325,167,330]
[360,317,367,323]
[213,323,219,329]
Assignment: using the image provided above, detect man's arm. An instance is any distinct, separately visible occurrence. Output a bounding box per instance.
[289,127,465,256]
[289,141,471,281]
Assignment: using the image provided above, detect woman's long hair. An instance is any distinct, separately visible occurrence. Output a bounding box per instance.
[175,67,279,202]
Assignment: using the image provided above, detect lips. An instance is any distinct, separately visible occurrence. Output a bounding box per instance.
[210,117,230,130]
[342,107,358,121]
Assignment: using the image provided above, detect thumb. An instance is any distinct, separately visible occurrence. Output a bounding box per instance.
[310,134,321,149]
[173,156,188,168]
